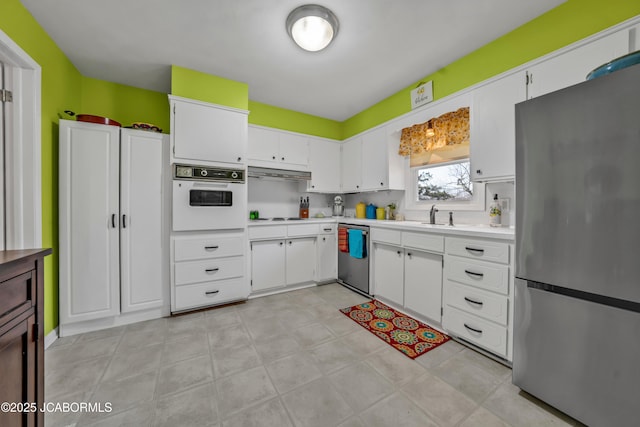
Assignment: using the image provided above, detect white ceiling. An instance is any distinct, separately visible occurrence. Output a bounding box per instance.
[21,0,565,121]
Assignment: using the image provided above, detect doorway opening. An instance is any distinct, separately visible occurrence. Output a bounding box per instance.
[0,29,42,250]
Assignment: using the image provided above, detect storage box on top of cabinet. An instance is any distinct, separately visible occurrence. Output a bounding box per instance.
[169,95,249,166]
[442,236,514,361]
[58,120,170,336]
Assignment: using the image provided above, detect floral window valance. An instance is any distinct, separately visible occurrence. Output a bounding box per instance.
[398,107,470,157]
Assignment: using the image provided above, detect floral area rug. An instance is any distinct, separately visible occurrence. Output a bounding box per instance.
[340,300,450,359]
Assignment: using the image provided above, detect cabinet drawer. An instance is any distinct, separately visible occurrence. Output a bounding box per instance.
[445,237,510,264]
[445,256,509,295]
[318,224,336,234]
[288,224,320,237]
[175,257,244,286]
[443,306,508,358]
[371,228,401,245]
[402,232,444,253]
[444,281,508,325]
[174,236,244,261]
[174,278,248,311]
[0,271,34,321]
[248,226,287,240]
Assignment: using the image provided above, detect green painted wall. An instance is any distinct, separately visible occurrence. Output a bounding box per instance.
[248,101,342,140]
[343,0,640,138]
[80,77,170,133]
[171,65,249,110]
[0,0,83,335]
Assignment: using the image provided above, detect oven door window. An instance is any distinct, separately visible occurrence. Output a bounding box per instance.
[189,189,233,207]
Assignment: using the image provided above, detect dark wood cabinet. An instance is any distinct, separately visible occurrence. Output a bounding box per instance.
[0,249,51,427]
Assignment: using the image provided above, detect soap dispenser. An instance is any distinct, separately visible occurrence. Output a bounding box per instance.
[489,194,502,227]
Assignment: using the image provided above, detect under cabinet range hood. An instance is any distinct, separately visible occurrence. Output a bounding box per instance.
[248,166,311,181]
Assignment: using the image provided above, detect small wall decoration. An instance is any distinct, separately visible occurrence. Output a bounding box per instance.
[410,81,433,109]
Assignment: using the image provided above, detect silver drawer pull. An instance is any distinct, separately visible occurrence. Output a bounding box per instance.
[464,297,484,306]
[464,269,484,278]
[465,246,484,253]
[205,268,219,273]
[204,245,219,250]
[464,323,483,334]
[205,290,220,296]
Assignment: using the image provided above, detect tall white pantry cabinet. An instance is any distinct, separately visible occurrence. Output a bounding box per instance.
[58,119,169,336]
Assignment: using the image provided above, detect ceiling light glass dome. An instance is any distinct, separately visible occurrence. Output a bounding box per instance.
[286,4,339,52]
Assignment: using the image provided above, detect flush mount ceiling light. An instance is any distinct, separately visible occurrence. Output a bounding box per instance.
[286,4,339,52]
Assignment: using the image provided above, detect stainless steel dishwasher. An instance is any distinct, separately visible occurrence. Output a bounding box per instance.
[337,223,371,296]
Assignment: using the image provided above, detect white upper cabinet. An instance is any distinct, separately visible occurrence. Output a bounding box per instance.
[362,126,404,191]
[341,127,404,193]
[170,95,248,166]
[341,137,362,192]
[470,72,526,182]
[248,125,309,170]
[279,133,309,166]
[307,137,341,193]
[525,30,628,99]
[248,126,279,162]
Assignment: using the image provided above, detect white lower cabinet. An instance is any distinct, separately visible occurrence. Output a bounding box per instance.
[317,227,337,282]
[404,250,443,323]
[442,236,513,361]
[171,233,249,313]
[250,226,321,293]
[285,238,316,285]
[373,244,405,307]
[250,240,286,292]
[372,229,443,324]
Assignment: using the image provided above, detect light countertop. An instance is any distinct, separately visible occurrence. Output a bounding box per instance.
[248,217,514,241]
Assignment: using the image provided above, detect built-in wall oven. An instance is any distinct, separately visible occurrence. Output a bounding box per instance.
[172,164,246,231]
[337,223,370,296]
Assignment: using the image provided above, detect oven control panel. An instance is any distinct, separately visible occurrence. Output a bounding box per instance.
[174,164,245,183]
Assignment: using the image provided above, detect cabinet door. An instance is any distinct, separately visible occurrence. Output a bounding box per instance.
[279,133,309,167]
[0,312,37,427]
[308,138,341,192]
[59,121,120,324]
[471,72,526,181]
[286,237,316,285]
[317,234,337,281]
[373,244,404,306]
[526,31,628,99]
[404,250,443,322]
[251,240,286,292]
[173,99,247,165]
[341,138,362,192]
[248,126,279,162]
[361,127,388,190]
[120,130,166,313]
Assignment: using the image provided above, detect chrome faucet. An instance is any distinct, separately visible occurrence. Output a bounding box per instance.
[429,204,438,224]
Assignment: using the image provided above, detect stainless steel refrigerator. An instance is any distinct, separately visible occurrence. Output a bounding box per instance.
[514,63,640,427]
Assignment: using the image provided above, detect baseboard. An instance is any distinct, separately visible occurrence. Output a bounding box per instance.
[44,327,58,349]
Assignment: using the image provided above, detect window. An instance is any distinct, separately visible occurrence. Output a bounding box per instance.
[417,160,473,201]
[407,159,485,211]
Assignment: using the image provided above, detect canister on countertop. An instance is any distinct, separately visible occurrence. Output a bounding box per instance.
[376,207,386,220]
[365,203,376,219]
[355,202,366,218]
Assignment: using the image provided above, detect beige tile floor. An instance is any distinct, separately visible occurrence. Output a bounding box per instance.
[45,283,582,427]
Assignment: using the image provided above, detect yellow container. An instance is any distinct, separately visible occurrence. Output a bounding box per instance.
[376,207,386,220]
[355,202,366,218]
